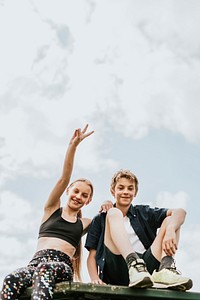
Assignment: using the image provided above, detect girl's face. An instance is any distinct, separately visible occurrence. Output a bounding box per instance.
[111,177,136,207]
[67,181,92,210]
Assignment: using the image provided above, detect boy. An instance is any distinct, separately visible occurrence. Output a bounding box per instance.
[85,169,192,290]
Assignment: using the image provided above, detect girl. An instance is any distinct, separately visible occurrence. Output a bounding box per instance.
[0,124,94,300]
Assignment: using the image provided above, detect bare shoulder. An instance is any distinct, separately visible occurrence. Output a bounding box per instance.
[80,217,91,234]
[81,217,91,228]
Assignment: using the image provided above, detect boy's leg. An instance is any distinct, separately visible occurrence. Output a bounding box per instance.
[102,246,129,286]
[142,248,160,275]
[150,216,192,291]
[104,208,135,257]
[104,208,153,288]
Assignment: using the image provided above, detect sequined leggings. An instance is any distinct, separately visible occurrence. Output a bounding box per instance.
[0,249,73,300]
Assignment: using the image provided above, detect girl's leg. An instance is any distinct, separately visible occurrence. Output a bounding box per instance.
[31,261,73,300]
[0,266,34,300]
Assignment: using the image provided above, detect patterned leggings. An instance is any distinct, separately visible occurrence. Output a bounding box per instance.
[0,249,73,300]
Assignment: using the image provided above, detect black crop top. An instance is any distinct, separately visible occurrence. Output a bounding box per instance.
[38,208,83,248]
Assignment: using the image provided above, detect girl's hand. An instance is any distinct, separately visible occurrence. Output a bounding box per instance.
[99,200,113,213]
[70,124,94,147]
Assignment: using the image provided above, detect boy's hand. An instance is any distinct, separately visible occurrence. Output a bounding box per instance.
[91,278,106,285]
[162,227,177,256]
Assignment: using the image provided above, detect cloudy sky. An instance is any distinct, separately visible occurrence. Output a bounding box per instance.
[0,0,200,293]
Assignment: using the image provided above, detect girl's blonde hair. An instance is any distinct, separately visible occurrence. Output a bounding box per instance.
[72,209,83,281]
[68,178,94,281]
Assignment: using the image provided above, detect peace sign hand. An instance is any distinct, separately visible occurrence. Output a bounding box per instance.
[70,124,94,147]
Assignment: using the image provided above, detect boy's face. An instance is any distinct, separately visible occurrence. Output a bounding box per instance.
[111,177,136,207]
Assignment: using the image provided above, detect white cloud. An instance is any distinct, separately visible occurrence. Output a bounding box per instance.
[176,224,200,292]
[0,191,39,234]
[0,236,36,289]
[0,0,53,83]
[155,191,189,209]
[1,0,200,175]
[0,0,200,292]
[0,190,39,286]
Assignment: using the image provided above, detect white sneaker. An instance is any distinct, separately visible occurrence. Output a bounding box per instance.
[152,268,193,291]
[129,259,153,288]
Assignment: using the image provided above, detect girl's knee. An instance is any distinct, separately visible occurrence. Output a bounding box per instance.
[1,274,20,299]
[34,263,52,276]
[3,273,19,284]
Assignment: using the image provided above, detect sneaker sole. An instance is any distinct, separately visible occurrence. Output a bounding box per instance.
[168,279,193,291]
[153,279,193,291]
[129,277,153,289]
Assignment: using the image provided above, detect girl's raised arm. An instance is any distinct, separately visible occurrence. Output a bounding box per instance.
[42,124,94,219]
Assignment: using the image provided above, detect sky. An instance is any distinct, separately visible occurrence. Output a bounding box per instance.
[0,0,200,293]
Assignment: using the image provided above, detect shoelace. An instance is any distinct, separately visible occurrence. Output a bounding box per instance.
[133,261,147,273]
[167,266,181,275]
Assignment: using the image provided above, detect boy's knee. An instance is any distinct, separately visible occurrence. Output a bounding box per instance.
[107,207,123,220]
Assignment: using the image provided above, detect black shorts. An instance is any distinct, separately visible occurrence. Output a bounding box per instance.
[102,246,160,286]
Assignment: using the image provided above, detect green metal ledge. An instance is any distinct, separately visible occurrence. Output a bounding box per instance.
[20,282,200,300]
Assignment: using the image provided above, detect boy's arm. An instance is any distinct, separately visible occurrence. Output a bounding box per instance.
[85,213,106,284]
[87,249,105,284]
[166,208,186,228]
[163,208,186,256]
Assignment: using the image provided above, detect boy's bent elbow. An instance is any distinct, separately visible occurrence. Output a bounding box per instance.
[175,208,187,224]
[177,208,187,218]
[168,208,187,217]
[181,207,187,215]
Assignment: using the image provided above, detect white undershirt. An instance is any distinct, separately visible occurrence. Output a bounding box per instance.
[123,216,146,254]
